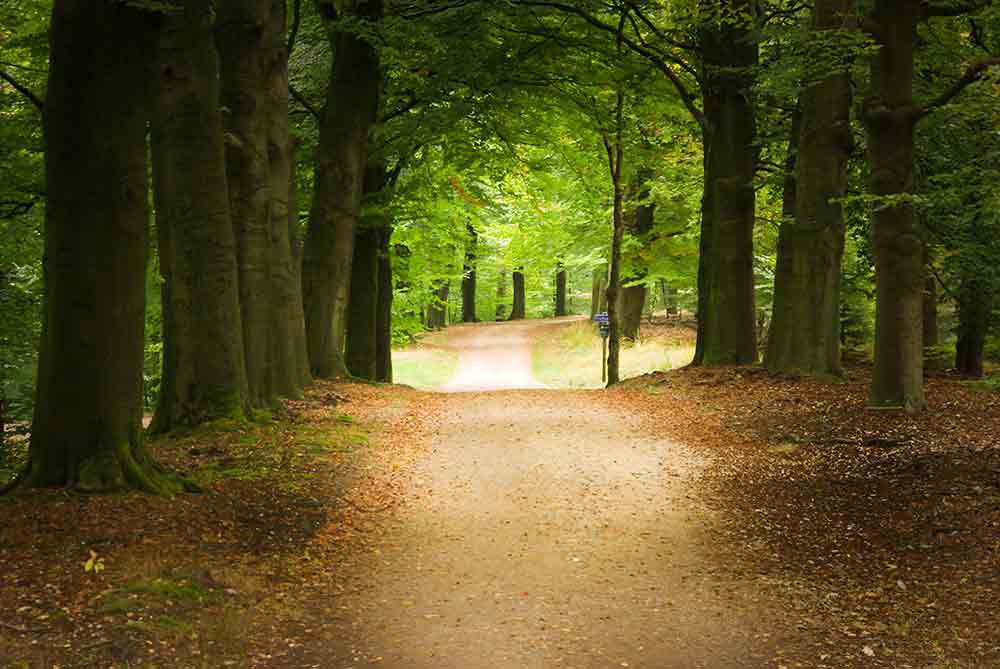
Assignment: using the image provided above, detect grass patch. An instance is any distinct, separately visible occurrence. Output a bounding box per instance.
[533,320,695,388]
[392,333,459,390]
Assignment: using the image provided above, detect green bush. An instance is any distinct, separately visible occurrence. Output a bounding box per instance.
[984,338,1000,362]
[924,344,954,370]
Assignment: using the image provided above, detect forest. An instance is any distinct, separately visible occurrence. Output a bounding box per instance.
[1,0,1000,665]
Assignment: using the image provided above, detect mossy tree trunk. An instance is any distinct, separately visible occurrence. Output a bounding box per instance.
[509,269,526,320]
[693,0,759,366]
[765,0,854,377]
[151,0,251,432]
[301,0,383,378]
[462,222,478,322]
[863,0,925,409]
[554,265,568,317]
[26,1,186,494]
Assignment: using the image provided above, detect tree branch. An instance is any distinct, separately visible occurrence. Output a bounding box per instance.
[511,0,707,130]
[0,68,43,112]
[917,56,1000,119]
[289,83,321,121]
[287,0,302,56]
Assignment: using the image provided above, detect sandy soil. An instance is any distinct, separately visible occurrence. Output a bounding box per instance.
[319,321,771,668]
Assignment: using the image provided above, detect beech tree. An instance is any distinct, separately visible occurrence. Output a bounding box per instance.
[862,0,999,409]
[24,1,186,493]
[765,0,855,377]
[151,0,251,431]
[302,0,384,378]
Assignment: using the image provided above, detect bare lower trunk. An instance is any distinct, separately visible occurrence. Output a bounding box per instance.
[509,269,526,320]
[621,285,647,341]
[26,1,186,493]
[693,0,759,366]
[462,223,477,322]
[766,0,853,377]
[151,0,251,432]
[301,0,383,377]
[591,266,608,317]
[864,0,925,410]
[375,225,393,383]
[346,225,379,379]
[955,277,992,378]
[554,266,568,316]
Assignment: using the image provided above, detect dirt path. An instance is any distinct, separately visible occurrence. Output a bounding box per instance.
[319,321,769,667]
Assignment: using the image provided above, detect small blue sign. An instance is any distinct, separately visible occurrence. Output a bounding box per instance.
[594,312,609,324]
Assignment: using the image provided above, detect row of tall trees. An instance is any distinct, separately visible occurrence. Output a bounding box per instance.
[2,0,998,491]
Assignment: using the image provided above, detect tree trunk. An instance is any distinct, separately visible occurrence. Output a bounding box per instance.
[26,1,185,493]
[150,0,251,432]
[462,223,477,322]
[300,0,383,378]
[863,0,925,409]
[287,139,312,387]
[426,280,449,329]
[621,169,656,341]
[509,269,526,320]
[554,266,568,316]
[496,267,508,320]
[375,225,393,383]
[606,169,625,386]
[923,275,939,348]
[621,285,648,341]
[216,0,304,405]
[346,225,379,379]
[766,0,854,377]
[590,266,608,318]
[264,1,308,399]
[955,277,992,378]
[346,164,390,381]
[694,0,759,366]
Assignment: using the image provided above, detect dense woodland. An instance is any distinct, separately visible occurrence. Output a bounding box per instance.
[1,0,999,493]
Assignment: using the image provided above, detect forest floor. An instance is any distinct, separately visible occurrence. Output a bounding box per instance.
[1,318,999,668]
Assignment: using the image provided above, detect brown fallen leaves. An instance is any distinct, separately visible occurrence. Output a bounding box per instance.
[617,358,1000,668]
[0,381,442,668]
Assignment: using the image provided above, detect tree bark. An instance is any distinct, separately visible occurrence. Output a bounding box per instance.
[509,269,526,320]
[26,1,185,493]
[462,222,477,322]
[287,139,312,387]
[590,266,608,318]
[863,0,925,409]
[264,1,309,399]
[346,225,380,379]
[346,164,390,380]
[693,0,759,366]
[150,0,251,432]
[301,0,383,378]
[923,275,939,348]
[216,0,305,405]
[426,280,449,329]
[621,169,655,341]
[765,0,854,377]
[606,162,625,386]
[554,266,568,316]
[375,224,393,383]
[955,276,992,378]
